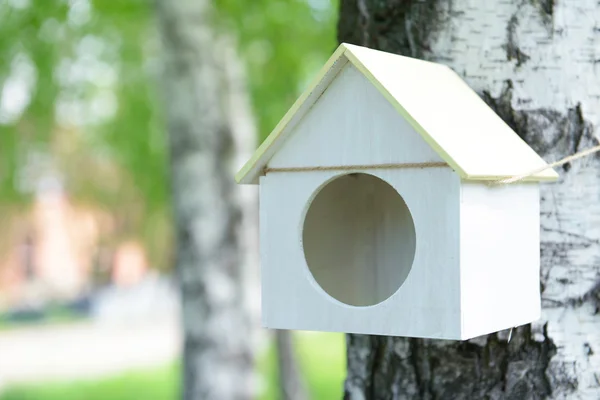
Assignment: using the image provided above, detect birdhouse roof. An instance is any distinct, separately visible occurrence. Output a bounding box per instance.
[236,43,558,184]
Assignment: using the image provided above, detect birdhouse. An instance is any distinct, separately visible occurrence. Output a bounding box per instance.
[236,43,558,340]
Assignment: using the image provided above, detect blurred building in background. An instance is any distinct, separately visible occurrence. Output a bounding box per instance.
[0,174,150,314]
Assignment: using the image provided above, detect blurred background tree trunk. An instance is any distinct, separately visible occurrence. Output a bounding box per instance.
[276,330,308,400]
[155,0,259,399]
[339,0,600,398]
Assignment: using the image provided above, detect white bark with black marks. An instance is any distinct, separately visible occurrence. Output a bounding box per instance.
[339,0,600,398]
[155,0,259,399]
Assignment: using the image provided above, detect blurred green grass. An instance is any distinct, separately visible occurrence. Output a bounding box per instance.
[0,332,345,400]
[261,332,346,400]
[0,365,179,400]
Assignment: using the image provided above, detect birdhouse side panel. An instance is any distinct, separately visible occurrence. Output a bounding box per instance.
[267,63,443,170]
[459,182,541,339]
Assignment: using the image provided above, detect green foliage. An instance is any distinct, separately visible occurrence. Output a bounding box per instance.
[0,333,346,400]
[0,0,171,265]
[215,0,339,140]
[0,0,69,203]
[0,0,338,266]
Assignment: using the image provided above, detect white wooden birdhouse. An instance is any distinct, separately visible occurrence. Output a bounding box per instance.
[236,43,558,340]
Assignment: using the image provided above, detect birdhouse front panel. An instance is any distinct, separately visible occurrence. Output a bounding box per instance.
[260,167,463,339]
[237,43,558,340]
[267,63,443,170]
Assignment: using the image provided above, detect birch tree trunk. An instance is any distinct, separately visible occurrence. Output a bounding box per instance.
[276,330,309,400]
[155,1,259,399]
[339,1,600,398]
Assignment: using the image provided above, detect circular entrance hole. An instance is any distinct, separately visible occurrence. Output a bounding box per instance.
[302,173,416,307]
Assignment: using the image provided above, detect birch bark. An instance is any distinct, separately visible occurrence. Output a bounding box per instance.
[155,1,259,398]
[339,0,600,398]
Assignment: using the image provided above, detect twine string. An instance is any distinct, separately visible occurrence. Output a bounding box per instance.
[263,162,448,174]
[264,142,600,184]
[493,143,600,185]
